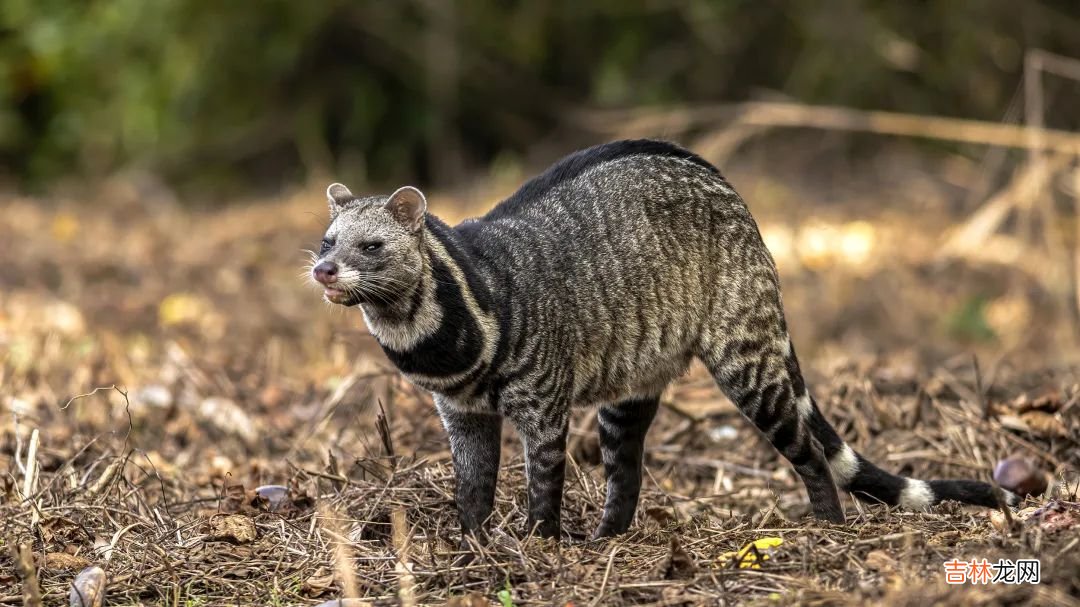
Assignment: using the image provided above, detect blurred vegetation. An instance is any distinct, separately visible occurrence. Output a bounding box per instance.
[2,0,1080,195]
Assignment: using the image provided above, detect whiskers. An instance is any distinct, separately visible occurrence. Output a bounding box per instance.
[298,250,348,314]
[299,249,322,287]
[298,248,420,309]
[336,269,413,307]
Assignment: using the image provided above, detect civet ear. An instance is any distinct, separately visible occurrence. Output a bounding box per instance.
[326,183,354,218]
[384,186,427,232]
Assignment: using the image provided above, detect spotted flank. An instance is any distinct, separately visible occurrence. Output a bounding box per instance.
[311,139,1015,541]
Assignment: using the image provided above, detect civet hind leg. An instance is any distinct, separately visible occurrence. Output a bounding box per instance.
[593,395,661,538]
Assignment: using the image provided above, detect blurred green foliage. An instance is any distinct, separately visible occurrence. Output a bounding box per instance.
[2,1,1079,194]
[946,295,997,343]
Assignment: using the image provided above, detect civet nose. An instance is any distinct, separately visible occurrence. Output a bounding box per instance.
[313,261,339,285]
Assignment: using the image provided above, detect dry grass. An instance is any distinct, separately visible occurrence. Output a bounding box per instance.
[1,164,1078,605]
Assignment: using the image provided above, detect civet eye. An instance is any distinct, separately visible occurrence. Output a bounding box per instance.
[319,237,334,254]
[362,242,383,252]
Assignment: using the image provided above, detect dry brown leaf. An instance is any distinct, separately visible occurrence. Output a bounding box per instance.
[1025,500,1080,534]
[205,514,257,544]
[50,212,80,242]
[644,506,677,527]
[158,292,208,326]
[1018,411,1068,438]
[303,568,336,596]
[657,535,696,579]
[44,552,91,571]
[447,593,489,607]
[865,550,897,572]
[1012,390,1063,414]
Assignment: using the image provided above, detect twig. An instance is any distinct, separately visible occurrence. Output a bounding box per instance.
[1073,158,1080,337]
[376,400,396,465]
[62,385,121,410]
[578,101,1080,154]
[8,542,42,607]
[391,508,416,607]
[992,485,1018,533]
[972,355,990,421]
[85,459,124,500]
[1025,48,1079,335]
[940,154,1072,260]
[661,399,705,422]
[1029,48,1080,83]
[21,429,39,501]
[318,504,360,599]
[589,545,620,607]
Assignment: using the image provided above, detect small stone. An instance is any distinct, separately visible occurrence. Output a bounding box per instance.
[69,566,106,607]
[133,384,172,409]
[253,485,290,512]
[993,455,1048,497]
[988,510,1009,533]
[708,425,739,442]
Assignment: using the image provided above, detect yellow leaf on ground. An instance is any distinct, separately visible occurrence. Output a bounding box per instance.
[718,536,783,569]
[50,212,79,242]
[159,292,207,326]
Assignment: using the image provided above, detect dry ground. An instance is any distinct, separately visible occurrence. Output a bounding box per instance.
[1,159,1078,605]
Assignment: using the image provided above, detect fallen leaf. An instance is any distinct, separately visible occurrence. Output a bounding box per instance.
[158,292,208,326]
[209,455,235,478]
[1019,411,1068,438]
[205,514,257,544]
[644,506,676,527]
[928,530,961,546]
[718,536,783,569]
[44,552,91,571]
[196,397,259,444]
[259,384,285,408]
[657,535,696,579]
[50,212,79,242]
[216,481,247,514]
[997,412,1068,438]
[1012,390,1062,414]
[447,593,489,607]
[43,301,86,336]
[304,568,336,596]
[1025,500,1080,534]
[865,550,897,572]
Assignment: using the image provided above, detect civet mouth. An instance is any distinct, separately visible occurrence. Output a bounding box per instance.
[323,287,349,303]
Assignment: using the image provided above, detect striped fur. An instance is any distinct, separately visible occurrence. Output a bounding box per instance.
[313,140,1016,541]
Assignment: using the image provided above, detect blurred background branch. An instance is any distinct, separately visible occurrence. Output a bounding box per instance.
[3,0,1080,197]
[3,0,1080,366]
